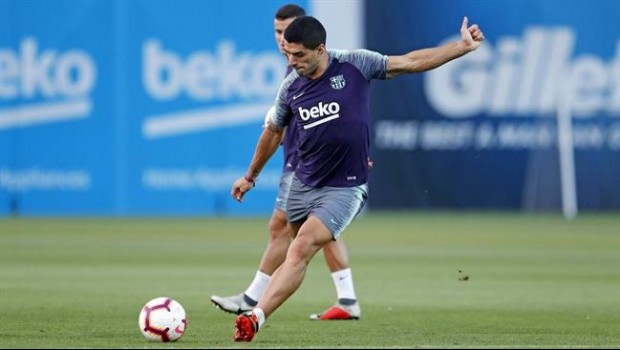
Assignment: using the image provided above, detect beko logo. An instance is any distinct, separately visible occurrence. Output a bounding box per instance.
[141,39,285,139]
[0,37,96,130]
[298,102,340,129]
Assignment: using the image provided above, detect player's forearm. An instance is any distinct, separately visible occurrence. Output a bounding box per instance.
[246,126,283,180]
[387,41,470,78]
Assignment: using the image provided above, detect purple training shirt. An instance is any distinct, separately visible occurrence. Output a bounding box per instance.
[273,49,388,188]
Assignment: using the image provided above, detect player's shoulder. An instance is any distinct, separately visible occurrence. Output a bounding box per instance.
[328,48,382,63]
[281,69,301,89]
[277,69,301,99]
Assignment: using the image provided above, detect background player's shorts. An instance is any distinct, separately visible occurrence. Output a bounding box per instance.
[274,171,294,212]
[286,175,368,239]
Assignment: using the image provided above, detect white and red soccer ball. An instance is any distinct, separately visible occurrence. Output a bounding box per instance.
[138,297,187,342]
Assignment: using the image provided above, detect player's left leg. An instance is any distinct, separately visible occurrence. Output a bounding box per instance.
[309,183,367,320]
[310,239,361,320]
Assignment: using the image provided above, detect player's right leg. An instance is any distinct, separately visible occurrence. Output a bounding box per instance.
[234,177,368,341]
[234,216,331,341]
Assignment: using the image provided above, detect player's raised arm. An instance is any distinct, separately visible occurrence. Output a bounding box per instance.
[385,16,484,79]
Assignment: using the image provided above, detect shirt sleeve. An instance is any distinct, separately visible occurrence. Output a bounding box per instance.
[272,72,298,129]
[329,49,388,81]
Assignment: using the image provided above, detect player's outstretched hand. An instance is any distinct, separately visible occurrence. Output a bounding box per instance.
[460,16,484,52]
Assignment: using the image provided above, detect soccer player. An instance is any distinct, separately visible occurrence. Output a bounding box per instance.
[231,15,484,342]
[210,4,362,322]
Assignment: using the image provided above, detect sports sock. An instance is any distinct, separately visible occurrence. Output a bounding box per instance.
[331,268,357,302]
[244,270,271,303]
[253,308,266,329]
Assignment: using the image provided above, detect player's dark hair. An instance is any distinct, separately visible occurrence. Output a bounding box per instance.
[275,4,306,20]
[283,16,326,50]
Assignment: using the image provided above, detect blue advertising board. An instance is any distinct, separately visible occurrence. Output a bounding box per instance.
[3,0,618,215]
[0,0,308,216]
[0,1,116,215]
[366,0,620,209]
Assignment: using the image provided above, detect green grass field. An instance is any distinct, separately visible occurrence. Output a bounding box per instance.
[1,212,619,348]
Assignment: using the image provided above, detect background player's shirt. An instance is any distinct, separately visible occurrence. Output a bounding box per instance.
[273,49,388,188]
[281,65,299,173]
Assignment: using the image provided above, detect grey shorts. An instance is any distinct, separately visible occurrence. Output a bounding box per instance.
[274,171,294,212]
[286,175,368,239]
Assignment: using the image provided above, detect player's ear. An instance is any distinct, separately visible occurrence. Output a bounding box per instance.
[316,43,326,55]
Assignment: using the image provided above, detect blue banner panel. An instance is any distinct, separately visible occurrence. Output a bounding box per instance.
[120,0,299,216]
[366,0,620,210]
[0,0,307,216]
[0,1,116,215]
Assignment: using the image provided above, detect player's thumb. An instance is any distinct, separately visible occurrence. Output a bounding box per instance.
[461,16,468,31]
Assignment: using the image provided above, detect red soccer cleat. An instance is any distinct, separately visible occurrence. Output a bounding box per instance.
[233,313,259,342]
[309,304,361,320]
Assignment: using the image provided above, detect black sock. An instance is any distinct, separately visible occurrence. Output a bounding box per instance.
[243,294,258,307]
[338,298,357,306]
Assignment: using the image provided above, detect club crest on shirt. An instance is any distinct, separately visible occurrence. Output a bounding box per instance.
[329,74,346,90]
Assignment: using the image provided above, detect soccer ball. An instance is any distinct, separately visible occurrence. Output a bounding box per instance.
[138,297,187,342]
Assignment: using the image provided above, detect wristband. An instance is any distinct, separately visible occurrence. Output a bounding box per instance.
[244,175,256,187]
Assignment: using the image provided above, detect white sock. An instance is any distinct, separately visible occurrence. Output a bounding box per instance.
[253,308,266,328]
[331,268,357,301]
[244,270,271,302]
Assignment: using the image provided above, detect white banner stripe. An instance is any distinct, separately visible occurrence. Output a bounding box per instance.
[142,102,274,139]
[0,99,91,130]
